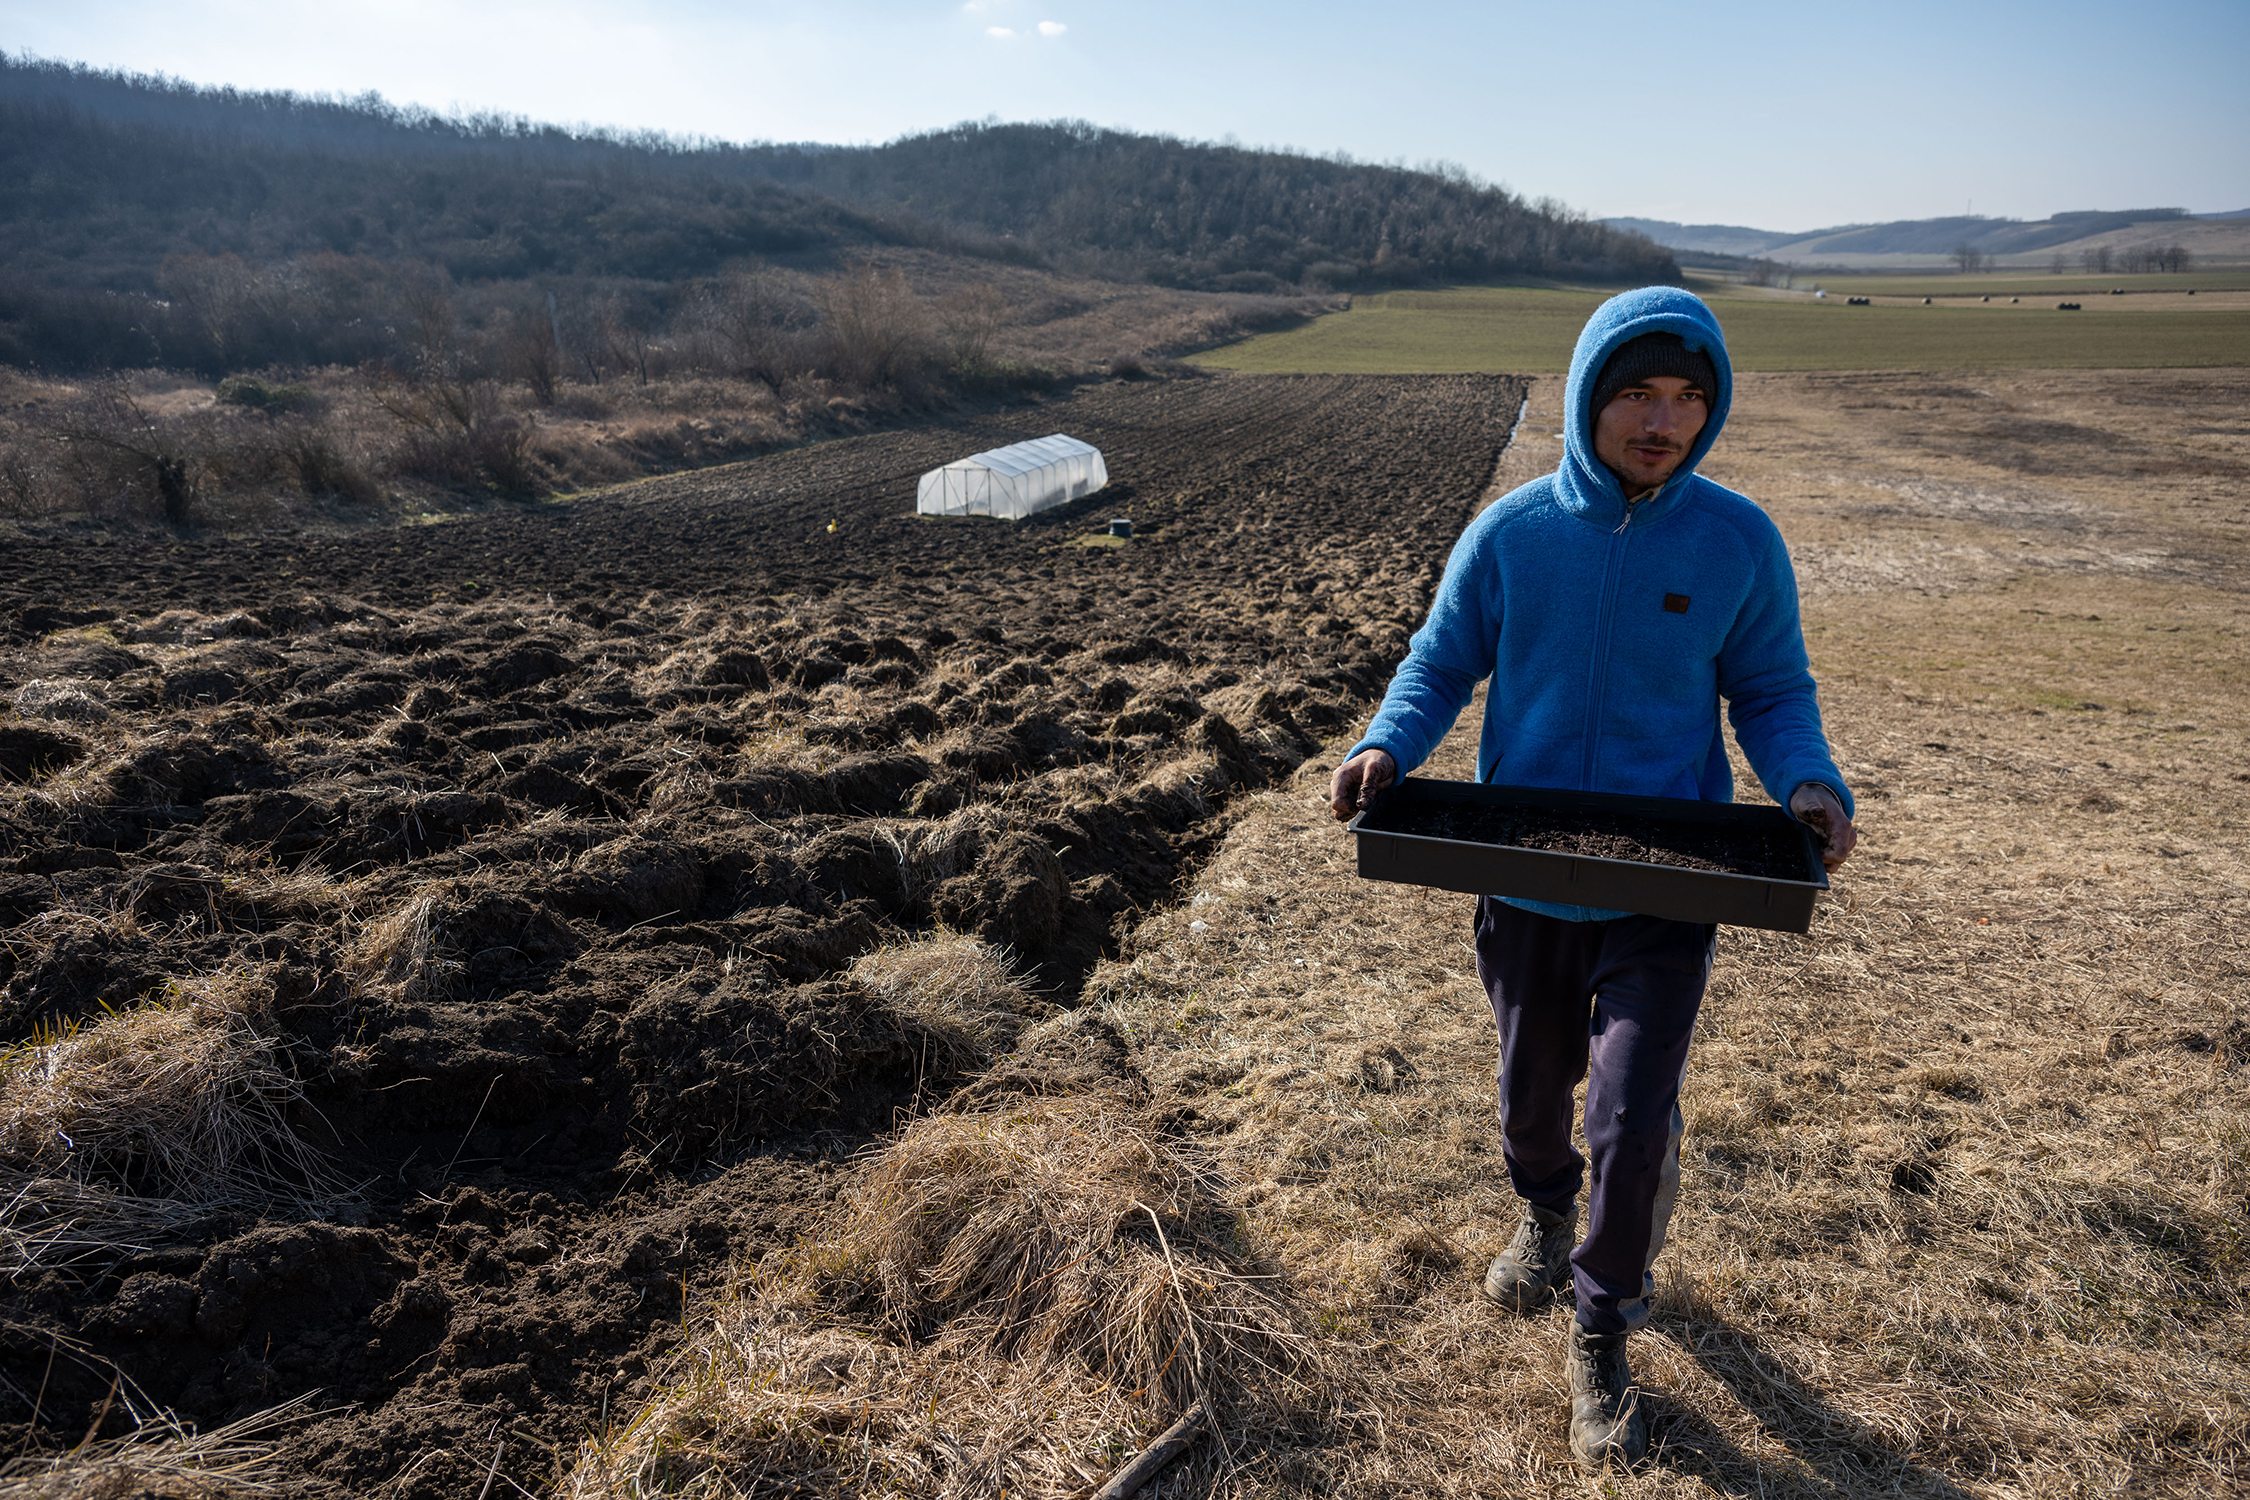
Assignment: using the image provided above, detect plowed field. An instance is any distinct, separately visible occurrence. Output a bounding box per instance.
[0,373,1525,1494]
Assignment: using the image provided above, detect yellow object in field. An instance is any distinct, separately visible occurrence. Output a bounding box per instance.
[826,519,838,534]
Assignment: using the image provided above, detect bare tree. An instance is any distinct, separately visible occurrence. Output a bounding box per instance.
[155,253,293,368]
[500,299,564,406]
[590,294,656,386]
[687,270,815,393]
[813,265,935,392]
[367,328,536,498]
[941,283,1008,373]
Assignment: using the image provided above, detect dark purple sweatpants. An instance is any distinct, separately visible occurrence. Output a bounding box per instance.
[1474,896,1715,1335]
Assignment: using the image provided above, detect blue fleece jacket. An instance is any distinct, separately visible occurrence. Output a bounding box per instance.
[1348,286,1853,920]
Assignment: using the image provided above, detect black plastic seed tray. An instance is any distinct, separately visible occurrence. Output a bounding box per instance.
[1347,777,1829,932]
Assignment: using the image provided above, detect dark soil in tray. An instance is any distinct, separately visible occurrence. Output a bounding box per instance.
[1393,802,1811,882]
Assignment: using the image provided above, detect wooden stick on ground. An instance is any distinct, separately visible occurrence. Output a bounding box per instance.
[1092,1401,1209,1500]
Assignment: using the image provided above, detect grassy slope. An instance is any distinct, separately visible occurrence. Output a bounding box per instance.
[1195,278,2250,373]
[1089,368,2250,1494]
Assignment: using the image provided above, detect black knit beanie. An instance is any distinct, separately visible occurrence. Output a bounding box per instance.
[1591,332,1718,412]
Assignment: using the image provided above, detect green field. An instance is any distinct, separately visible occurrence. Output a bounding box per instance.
[1195,278,2250,373]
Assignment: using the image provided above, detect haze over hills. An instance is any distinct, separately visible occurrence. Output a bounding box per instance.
[1607,207,2250,268]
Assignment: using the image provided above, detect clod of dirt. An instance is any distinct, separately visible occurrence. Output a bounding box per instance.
[1353,1043,1416,1094]
[471,640,575,695]
[932,831,1070,953]
[0,722,86,781]
[318,789,514,869]
[563,835,706,925]
[0,912,164,1034]
[618,972,915,1161]
[0,874,48,925]
[698,647,770,689]
[800,826,915,918]
[100,731,279,807]
[160,664,254,707]
[33,639,146,682]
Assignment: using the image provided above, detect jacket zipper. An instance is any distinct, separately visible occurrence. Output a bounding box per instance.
[1580,494,1644,788]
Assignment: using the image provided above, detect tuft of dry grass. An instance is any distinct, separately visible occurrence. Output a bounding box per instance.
[0,1394,331,1498]
[569,1096,1326,1498]
[343,888,455,1005]
[848,930,1042,1076]
[0,973,342,1280]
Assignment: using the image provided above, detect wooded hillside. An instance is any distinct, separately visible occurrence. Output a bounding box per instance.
[0,55,1674,374]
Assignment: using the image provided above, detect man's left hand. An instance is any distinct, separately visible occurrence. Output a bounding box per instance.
[1788,782,1857,871]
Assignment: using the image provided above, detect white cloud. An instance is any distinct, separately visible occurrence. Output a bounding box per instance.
[985,24,1016,38]
[960,1,988,12]
[1037,19,1066,36]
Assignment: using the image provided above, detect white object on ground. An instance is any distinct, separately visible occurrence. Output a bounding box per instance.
[917,434,1108,520]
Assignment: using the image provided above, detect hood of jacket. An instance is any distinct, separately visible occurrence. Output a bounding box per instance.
[1557,285,1734,530]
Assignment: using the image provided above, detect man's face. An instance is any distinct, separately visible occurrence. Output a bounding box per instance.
[1593,376,1709,497]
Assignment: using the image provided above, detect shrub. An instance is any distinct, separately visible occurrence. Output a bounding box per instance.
[35,378,206,525]
[278,424,381,506]
[215,374,320,415]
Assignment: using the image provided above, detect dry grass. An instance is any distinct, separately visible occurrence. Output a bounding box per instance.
[0,1394,331,1498]
[344,889,454,1006]
[568,1096,1327,1499]
[0,972,342,1280]
[1071,368,2250,1495]
[848,930,1042,1076]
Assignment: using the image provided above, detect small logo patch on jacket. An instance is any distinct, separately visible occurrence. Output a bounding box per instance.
[1663,592,1691,614]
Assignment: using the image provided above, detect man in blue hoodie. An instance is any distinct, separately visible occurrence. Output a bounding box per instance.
[1327,286,1855,1468]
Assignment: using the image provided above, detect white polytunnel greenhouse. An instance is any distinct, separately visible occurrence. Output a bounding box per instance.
[915,434,1108,520]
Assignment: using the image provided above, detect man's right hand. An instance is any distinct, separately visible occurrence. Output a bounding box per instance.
[1329,748,1397,821]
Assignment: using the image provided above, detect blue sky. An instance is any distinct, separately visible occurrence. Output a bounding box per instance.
[4,0,2244,229]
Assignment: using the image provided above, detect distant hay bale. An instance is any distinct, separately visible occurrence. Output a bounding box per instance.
[570,1097,1324,1498]
[0,973,340,1280]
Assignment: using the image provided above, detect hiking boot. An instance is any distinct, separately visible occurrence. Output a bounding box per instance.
[1565,1323,1648,1468]
[1481,1202,1576,1313]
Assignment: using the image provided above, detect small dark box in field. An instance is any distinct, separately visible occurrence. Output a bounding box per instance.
[1348,778,1828,932]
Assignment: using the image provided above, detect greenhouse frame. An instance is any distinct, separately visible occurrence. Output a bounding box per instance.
[915,434,1108,520]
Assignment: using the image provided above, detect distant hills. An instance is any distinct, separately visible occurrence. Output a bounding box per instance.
[0,54,1676,376]
[1606,209,2250,268]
